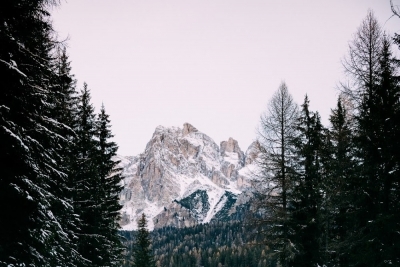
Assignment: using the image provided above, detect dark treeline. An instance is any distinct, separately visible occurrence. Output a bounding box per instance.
[122,221,277,267]
[253,10,400,267]
[0,1,123,266]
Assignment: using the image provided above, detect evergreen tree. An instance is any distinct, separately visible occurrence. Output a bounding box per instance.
[340,10,400,266]
[254,82,299,267]
[72,82,102,267]
[53,47,78,132]
[132,213,156,267]
[95,104,124,266]
[51,47,79,206]
[1,2,123,266]
[73,85,125,267]
[291,96,326,267]
[47,44,82,267]
[0,1,77,266]
[323,97,355,267]
[347,34,400,267]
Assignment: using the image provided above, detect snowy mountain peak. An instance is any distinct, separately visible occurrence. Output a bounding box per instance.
[182,122,198,136]
[118,123,255,230]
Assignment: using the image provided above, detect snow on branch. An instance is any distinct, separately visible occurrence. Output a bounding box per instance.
[0,59,27,78]
[1,126,29,151]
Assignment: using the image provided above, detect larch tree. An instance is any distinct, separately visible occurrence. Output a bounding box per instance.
[342,10,382,106]
[253,82,299,267]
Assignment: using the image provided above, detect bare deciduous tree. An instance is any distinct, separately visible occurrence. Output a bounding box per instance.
[341,10,383,107]
[252,82,299,267]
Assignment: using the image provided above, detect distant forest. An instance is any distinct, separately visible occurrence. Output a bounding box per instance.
[1,1,400,267]
[122,221,275,267]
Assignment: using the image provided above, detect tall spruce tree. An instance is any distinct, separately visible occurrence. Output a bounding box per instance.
[73,85,124,267]
[323,97,355,267]
[254,82,299,267]
[51,47,78,212]
[342,11,400,266]
[53,47,78,132]
[132,213,155,267]
[291,96,326,267]
[0,1,77,266]
[47,44,82,267]
[73,83,102,267]
[95,104,124,266]
[349,35,400,267]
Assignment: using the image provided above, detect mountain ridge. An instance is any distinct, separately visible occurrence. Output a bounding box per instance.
[117,123,258,230]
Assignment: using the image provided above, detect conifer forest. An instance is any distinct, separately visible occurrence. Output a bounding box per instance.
[1,1,400,267]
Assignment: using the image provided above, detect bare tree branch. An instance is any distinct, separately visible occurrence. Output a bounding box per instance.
[390,0,400,18]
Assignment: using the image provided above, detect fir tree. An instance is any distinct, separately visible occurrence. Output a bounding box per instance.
[73,85,124,267]
[47,44,82,267]
[323,97,355,267]
[95,104,124,266]
[348,34,400,267]
[291,96,326,267]
[340,11,400,266]
[53,47,78,132]
[132,213,156,267]
[72,82,102,267]
[0,1,77,266]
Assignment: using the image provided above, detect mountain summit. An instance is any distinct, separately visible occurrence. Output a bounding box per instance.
[117,123,257,230]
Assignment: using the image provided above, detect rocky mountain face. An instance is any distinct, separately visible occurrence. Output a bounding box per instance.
[117,123,258,230]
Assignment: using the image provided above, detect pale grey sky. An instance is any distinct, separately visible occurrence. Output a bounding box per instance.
[51,1,399,156]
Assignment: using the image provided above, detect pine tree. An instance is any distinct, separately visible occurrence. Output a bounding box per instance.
[133,213,156,267]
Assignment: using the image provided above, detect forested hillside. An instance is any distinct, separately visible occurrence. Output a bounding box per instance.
[122,221,276,267]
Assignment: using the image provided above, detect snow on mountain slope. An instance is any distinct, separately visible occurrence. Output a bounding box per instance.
[117,123,257,230]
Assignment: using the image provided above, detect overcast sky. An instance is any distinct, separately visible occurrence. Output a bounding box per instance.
[51,1,399,156]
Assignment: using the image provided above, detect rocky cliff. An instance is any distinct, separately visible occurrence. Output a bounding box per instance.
[117,123,258,230]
